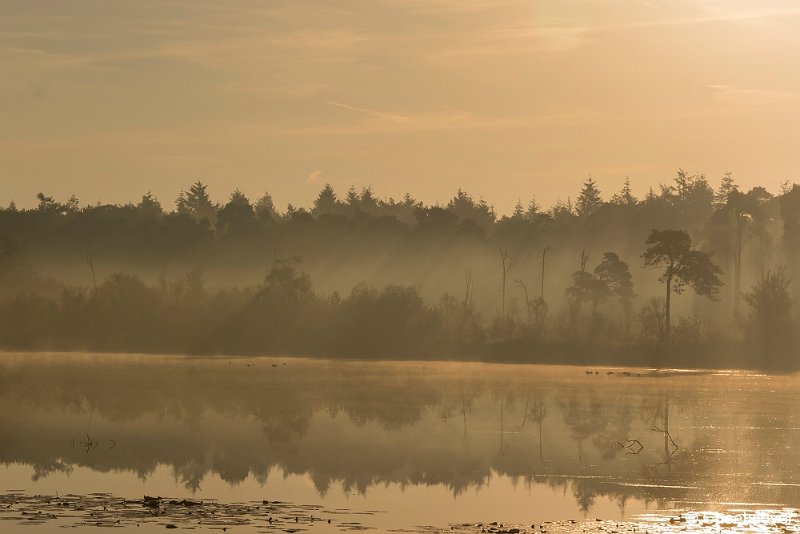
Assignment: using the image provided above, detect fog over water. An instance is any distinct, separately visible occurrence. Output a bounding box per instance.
[4,2,800,532]
[3,354,800,531]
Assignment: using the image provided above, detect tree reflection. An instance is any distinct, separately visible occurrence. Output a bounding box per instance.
[3,356,800,515]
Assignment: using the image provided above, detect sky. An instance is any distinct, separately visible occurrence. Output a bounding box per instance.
[1,0,800,214]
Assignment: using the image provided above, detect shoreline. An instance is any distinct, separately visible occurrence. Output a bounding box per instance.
[0,347,782,374]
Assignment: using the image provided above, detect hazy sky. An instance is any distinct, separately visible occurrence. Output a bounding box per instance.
[2,0,799,214]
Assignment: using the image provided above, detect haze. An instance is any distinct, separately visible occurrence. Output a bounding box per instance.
[4,3,800,531]
[2,0,800,213]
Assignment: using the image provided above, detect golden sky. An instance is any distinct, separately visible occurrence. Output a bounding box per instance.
[2,0,799,213]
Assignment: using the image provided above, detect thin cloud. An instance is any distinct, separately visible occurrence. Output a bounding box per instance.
[289,108,604,136]
[325,101,413,124]
[640,1,664,10]
[436,5,800,58]
[707,84,800,107]
[560,5,800,35]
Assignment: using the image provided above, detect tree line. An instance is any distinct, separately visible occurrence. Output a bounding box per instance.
[0,171,797,368]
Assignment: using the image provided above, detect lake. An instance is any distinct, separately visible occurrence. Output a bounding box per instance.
[2,353,800,533]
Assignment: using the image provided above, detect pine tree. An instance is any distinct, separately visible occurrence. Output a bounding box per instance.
[177,181,216,222]
[576,178,602,216]
[312,184,339,216]
[550,197,573,218]
[63,195,79,213]
[36,193,59,214]
[594,251,635,331]
[611,177,637,206]
[447,189,495,229]
[360,186,379,214]
[345,186,360,213]
[218,189,256,237]
[512,198,525,219]
[714,172,739,209]
[643,229,723,342]
[228,189,250,208]
[401,192,418,208]
[526,196,539,219]
[254,192,279,221]
[138,192,163,218]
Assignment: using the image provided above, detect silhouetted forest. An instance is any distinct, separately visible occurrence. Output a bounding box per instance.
[1,172,798,368]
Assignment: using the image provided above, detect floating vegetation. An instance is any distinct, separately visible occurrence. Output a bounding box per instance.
[4,490,800,533]
[0,491,378,531]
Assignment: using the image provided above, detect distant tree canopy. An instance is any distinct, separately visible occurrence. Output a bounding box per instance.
[447,189,496,231]
[1,171,799,368]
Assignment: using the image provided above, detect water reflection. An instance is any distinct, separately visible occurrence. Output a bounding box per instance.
[1,353,800,519]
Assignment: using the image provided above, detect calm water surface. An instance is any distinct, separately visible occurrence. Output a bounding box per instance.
[1,353,799,532]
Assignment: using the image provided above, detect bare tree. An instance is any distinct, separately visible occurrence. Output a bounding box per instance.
[725,191,758,317]
[531,401,547,463]
[540,246,550,301]
[568,250,591,318]
[499,249,511,319]
[461,268,474,329]
[514,279,532,325]
[86,251,98,295]
[529,246,551,334]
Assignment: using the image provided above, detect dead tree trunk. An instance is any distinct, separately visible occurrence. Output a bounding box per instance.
[86,251,98,295]
[499,250,511,320]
